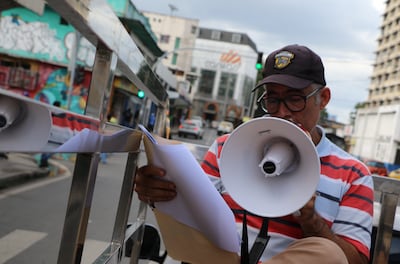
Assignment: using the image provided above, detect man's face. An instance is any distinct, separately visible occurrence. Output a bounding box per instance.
[262,83,329,133]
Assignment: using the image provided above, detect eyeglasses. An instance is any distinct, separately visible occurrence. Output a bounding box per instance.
[257,86,324,114]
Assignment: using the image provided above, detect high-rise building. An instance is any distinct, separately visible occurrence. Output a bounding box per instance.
[351,0,400,166]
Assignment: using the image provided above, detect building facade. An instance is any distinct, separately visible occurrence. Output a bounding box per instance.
[190,28,259,124]
[351,0,400,166]
[0,1,172,131]
[142,11,199,81]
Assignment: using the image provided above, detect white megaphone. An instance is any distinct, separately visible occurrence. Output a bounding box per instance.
[0,91,52,152]
[219,117,320,217]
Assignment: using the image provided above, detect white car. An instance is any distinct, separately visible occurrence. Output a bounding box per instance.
[191,115,206,127]
[217,121,234,135]
[178,119,204,139]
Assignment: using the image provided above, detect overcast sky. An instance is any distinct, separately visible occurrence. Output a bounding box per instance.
[133,0,386,124]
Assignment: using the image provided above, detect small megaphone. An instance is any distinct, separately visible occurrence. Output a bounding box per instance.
[0,91,52,152]
[219,117,320,217]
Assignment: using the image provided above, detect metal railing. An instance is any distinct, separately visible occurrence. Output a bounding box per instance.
[0,0,169,263]
[372,175,400,264]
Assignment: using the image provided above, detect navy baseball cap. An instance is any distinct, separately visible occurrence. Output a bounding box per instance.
[253,44,326,91]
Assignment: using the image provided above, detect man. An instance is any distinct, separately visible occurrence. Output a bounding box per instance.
[135,44,374,264]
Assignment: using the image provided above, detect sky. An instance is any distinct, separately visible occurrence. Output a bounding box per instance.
[133,0,386,124]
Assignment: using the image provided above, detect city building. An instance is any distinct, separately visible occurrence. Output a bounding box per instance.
[142,10,199,82]
[141,11,197,125]
[190,27,259,125]
[351,0,400,168]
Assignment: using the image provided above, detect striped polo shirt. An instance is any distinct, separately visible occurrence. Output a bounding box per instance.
[201,126,374,261]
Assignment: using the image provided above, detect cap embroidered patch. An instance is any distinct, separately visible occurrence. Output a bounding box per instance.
[274,51,294,69]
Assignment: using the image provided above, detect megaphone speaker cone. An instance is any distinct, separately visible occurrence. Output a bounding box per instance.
[0,93,52,152]
[219,117,320,218]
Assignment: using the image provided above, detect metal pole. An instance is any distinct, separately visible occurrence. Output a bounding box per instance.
[66,31,80,110]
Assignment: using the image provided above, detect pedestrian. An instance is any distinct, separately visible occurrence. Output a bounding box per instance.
[134,44,373,263]
[122,108,133,127]
[148,112,156,131]
[39,101,61,168]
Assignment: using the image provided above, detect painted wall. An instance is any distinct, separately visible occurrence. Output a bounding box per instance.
[0,6,96,114]
[0,7,96,66]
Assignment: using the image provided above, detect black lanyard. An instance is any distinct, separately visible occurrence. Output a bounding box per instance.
[232,209,270,264]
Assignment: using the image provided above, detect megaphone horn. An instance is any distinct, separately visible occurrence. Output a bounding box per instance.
[219,117,320,218]
[0,95,21,132]
[0,92,52,152]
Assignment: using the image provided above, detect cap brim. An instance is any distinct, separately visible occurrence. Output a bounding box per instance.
[252,74,313,92]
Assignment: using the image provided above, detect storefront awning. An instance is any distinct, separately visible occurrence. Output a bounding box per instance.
[119,17,164,57]
[167,90,191,107]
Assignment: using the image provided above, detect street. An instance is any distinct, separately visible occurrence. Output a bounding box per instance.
[0,127,217,264]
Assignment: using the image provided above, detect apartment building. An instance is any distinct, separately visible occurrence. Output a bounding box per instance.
[142,11,199,82]
[351,0,400,166]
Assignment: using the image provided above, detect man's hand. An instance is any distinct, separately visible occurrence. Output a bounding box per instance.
[135,165,177,204]
[293,194,324,236]
[293,194,368,264]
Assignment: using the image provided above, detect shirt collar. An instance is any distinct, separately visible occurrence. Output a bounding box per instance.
[315,125,330,157]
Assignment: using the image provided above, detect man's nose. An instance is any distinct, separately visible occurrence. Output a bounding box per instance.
[274,101,292,117]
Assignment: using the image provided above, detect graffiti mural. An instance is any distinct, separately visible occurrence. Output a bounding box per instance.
[35,67,88,114]
[65,32,96,67]
[0,7,93,114]
[0,14,65,62]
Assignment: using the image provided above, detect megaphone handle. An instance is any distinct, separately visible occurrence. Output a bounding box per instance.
[249,217,270,264]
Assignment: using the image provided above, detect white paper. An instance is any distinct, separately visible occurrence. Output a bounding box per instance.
[55,128,141,152]
[139,125,240,253]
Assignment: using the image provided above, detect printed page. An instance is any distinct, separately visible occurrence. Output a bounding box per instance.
[139,125,240,254]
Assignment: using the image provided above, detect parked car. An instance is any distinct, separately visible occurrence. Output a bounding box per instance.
[389,168,400,180]
[217,121,234,136]
[190,115,206,127]
[365,160,388,176]
[178,119,204,139]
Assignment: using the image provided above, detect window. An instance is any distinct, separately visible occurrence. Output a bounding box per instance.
[198,70,216,95]
[160,35,170,43]
[211,30,221,40]
[191,25,197,34]
[218,72,237,100]
[171,53,178,65]
[174,37,181,49]
[232,33,241,43]
[242,76,255,107]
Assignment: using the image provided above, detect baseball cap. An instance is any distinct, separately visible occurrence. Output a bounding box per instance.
[253,44,326,91]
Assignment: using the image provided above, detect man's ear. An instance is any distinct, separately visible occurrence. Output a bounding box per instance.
[319,87,331,110]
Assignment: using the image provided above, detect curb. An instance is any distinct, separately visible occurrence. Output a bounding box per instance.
[0,154,71,190]
[0,166,50,189]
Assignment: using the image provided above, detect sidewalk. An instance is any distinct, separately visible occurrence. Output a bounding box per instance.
[0,153,66,189]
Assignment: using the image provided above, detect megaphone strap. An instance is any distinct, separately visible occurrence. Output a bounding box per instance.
[249,218,270,264]
[240,210,249,264]
[235,209,270,264]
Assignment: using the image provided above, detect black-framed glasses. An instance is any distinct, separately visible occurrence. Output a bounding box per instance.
[257,86,324,114]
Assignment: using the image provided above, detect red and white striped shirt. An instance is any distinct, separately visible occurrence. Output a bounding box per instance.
[201,126,373,261]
